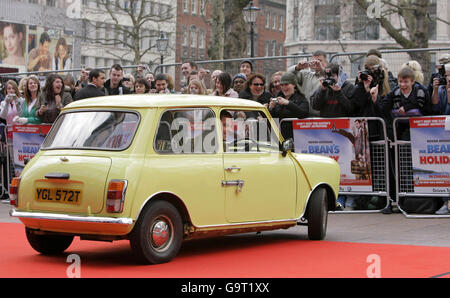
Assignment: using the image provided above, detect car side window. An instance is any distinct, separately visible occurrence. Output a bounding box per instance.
[154,108,217,154]
[220,109,280,153]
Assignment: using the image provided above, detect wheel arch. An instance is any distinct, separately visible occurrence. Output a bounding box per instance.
[303,183,337,218]
[134,192,192,227]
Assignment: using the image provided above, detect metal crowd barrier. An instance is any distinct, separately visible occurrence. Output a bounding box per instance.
[393,117,450,218]
[280,117,390,214]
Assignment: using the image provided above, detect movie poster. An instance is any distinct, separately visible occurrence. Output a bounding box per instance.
[0,20,74,73]
[410,117,450,194]
[0,21,27,72]
[12,124,52,176]
[27,26,74,72]
[292,118,373,192]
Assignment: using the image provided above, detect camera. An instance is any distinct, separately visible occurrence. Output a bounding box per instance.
[437,64,448,86]
[360,65,385,87]
[270,97,278,103]
[322,71,336,88]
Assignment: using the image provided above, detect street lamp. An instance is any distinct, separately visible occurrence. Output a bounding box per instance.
[243,1,260,58]
[156,31,169,73]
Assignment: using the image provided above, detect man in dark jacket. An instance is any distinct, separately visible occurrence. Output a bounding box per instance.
[311,63,354,118]
[104,64,131,95]
[73,69,106,100]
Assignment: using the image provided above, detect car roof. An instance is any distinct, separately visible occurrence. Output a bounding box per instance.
[64,94,265,110]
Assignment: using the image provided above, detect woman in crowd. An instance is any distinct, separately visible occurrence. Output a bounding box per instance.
[0,80,24,126]
[1,23,25,67]
[52,37,72,71]
[134,77,150,94]
[238,73,272,105]
[187,79,207,95]
[17,75,42,124]
[122,73,135,93]
[267,72,309,139]
[212,72,238,98]
[36,74,72,123]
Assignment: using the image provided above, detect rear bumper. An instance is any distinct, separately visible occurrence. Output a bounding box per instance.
[10,209,134,235]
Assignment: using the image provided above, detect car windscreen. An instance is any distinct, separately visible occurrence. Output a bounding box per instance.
[42,111,139,150]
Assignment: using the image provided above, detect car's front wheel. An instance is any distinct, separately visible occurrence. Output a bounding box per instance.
[130,200,183,264]
[306,188,328,240]
[25,228,74,255]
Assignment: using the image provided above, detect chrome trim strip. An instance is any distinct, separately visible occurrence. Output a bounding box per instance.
[193,218,298,229]
[10,209,133,225]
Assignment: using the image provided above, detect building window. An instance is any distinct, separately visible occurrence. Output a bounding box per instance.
[279,15,283,32]
[183,0,188,13]
[190,26,197,48]
[265,12,270,29]
[314,0,340,40]
[46,0,56,6]
[198,30,205,49]
[191,0,197,15]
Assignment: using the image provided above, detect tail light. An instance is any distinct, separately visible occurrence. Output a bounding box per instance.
[10,177,21,207]
[106,180,127,213]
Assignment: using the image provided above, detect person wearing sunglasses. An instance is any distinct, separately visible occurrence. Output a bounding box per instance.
[238,73,272,105]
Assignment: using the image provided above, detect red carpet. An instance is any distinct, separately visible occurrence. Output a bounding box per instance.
[0,223,449,278]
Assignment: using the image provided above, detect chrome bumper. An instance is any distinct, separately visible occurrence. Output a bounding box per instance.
[10,209,133,225]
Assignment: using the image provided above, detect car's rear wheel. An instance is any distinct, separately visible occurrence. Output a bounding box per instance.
[307,188,328,240]
[130,200,183,264]
[25,227,74,255]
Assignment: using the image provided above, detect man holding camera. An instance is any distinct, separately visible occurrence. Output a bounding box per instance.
[311,63,354,118]
[431,63,450,115]
[287,50,329,116]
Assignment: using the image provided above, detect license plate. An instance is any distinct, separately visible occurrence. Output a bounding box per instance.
[35,188,82,205]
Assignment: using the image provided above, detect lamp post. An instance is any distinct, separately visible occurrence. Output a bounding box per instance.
[243,1,260,58]
[156,31,169,73]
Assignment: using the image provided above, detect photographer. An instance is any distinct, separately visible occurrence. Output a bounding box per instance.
[431,63,450,115]
[287,50,329,116]
[311,63,354,118]
[352,56,390,118]
[267,72,309,139]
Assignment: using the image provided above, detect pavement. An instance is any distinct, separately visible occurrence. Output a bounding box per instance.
[2,201,449,248]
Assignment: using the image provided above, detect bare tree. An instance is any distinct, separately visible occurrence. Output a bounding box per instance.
[82,0,176,66]
[354,0,449,78]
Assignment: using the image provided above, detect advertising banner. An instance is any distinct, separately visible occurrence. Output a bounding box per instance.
[12,124,52,176]
[409,117,450,194]
[292,118,372,192]
[0,21,73,73]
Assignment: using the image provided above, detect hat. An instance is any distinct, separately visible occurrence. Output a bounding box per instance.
[280,72,298,85]
[240,59,253,71]
[232,73,247,82]
[438,53,450,64]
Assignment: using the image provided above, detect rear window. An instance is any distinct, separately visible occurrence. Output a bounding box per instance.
[42,111,139,150]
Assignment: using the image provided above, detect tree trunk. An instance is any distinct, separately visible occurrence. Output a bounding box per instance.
[208,0,225,70]
[223,0,251,73]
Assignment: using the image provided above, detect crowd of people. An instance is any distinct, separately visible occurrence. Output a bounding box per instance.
[0,49,449,214]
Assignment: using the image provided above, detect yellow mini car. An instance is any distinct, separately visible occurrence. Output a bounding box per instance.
[10,94,340,264]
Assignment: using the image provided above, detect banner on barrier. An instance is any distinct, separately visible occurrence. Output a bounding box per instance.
[410,117,450,194]
[292,118,373,192]
[12,124,51,176]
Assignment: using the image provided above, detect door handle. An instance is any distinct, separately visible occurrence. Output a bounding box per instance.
[222,180,245,193]
[225,166,241,172]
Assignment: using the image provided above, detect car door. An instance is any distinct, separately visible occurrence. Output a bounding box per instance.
[147,108,226,227]
[220,109,297,223]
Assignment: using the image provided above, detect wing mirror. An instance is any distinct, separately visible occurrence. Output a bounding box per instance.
[281,138,294,157]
